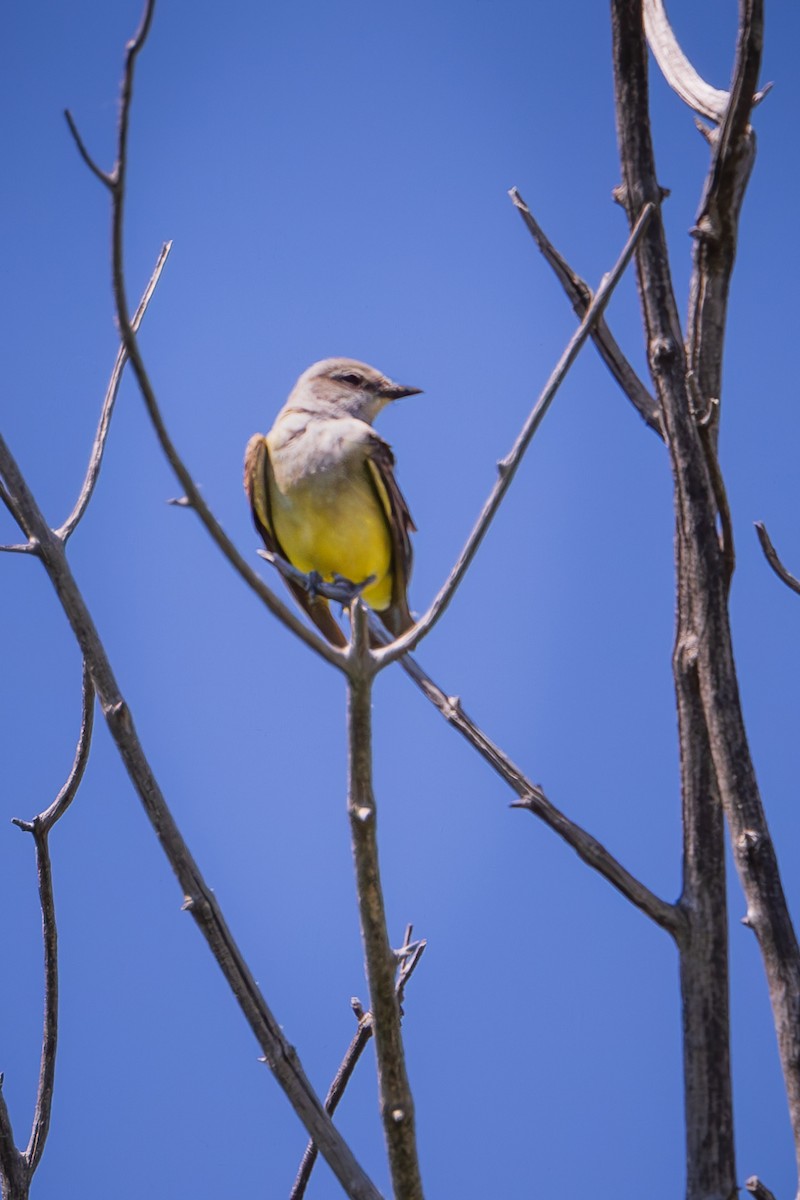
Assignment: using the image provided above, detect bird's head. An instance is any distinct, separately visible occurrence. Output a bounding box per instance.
[291,357,422,424]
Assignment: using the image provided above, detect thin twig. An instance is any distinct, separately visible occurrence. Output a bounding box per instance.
[17,662,94,1172]
[14,661,95,838]
[346,601,423,1200]
[754,522,800,596]
[376,201,654,668]
[290,930,426,1200]
[22,829,58,1176]
[391,639,683,939]
[509,188,662,437]
[745,1176,777,1200]
[0,664,94,1192]
[57,243,172,542]
[63,109,113,188]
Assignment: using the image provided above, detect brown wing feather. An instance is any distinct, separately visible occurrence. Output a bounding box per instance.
[365,434,415,636]
[243,433,347,647]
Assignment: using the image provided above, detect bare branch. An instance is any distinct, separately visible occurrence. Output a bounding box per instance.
[22,828,58,1176]
[0,669,93,1192]
[0,1078,26,1200]
[395,645,683,938]
[0,429,383,1200]
[63,23,343,668]
[377,202,655,668]
[290,1010,374,1200]
[290,931,426,1200]
[57,243,172,542]
[509,187,662,437]
[13,662,95,839]
[63,109,113,189]
[612,0,800,1190]
[745,1177,777,1200]
[643,0,731,123]
[8,661,94,1176]
[686,0,762,448]
[755,522,800,596]
[346,602,423,1199]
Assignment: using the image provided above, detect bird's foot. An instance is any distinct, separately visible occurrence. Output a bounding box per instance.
[331,573,376,606]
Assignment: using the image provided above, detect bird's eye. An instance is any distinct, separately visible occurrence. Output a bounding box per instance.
[336,372,363,387]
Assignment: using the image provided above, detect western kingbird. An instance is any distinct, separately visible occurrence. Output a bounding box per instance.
[244,357,421,647]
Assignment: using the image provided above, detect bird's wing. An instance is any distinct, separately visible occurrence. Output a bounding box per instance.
[243,433,347,647]
[365,433,416,636]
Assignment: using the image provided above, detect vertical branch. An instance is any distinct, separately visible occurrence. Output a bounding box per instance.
[0,1087,25,1200]
[675,659,735,1199]
[290,934,426,1200]
[24,828,58,1176]
[686,0,762,443]
[610,3,737,1198]
[346,603,424,1200]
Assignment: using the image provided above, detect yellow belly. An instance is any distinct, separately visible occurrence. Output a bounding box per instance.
[269,470,393,612]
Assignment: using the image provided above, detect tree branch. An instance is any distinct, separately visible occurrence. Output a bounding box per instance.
[613,1,800,1192]
[0,664,96,1197]
[755,522,800,596]
[376,202,654,667]
[509,187,662,437]
[686,0,762,453]
[611,4,739,1195]
[65,2,342,669]
[745,1177,778,1200]
[0,1079,25,1200]
[290,931,426,1200]
[643,0,732,122]
[393,642,683,938]
[11,661,94,1176]
[0,437,382,1200]
[345,603,423,1200]
[57,243,172,542]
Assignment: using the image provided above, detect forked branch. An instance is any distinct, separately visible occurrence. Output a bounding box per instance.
[377,202,655,667]
[291,930,426,1200]
[509,188,661,437]
[0,663,96,1199]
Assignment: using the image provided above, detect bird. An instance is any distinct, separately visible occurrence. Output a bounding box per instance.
[244,357,421,647]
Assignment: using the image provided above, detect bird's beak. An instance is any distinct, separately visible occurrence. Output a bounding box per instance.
[382,382,423,401]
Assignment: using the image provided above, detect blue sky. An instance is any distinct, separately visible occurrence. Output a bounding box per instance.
[2,1,800,1197]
